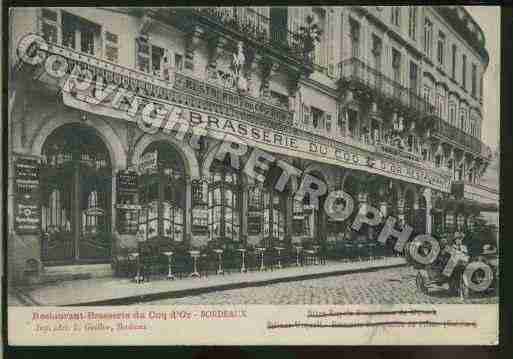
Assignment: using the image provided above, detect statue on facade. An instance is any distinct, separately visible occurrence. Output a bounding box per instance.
[232,41,248,93]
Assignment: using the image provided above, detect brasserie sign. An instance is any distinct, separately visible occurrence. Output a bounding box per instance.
[62,87,451,193]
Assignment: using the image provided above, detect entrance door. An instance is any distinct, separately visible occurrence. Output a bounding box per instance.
[41,124,112,265]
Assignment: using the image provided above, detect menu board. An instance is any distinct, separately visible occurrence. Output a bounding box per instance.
[14,157,41,234]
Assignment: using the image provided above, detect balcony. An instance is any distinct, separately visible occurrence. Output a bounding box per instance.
[430,117,491,158]
[161,7,314,74]
[338,57,435,119]
[338,57,490,159]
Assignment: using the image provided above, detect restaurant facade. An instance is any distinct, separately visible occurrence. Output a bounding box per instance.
[8,6,497,283]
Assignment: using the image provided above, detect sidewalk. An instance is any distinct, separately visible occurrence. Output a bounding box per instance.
[11,257,407,306]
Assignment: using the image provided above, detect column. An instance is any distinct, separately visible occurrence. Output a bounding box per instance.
[241,184,248,246]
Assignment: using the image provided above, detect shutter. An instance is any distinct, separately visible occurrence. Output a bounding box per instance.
[103,31,119,63]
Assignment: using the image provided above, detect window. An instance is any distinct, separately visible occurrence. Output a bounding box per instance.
[471,64,477,97]
[312,8,326,68]
[40,124,111,263]
[408,7,417,40]
[437,31,445,66]
[350,18,360,58]
[409,61,418,92]
[451,44,457,80]
[103,31,118,63]
[262,188,286,241]
[423,18,433,58]
[372,35,382,72]
[247,185,263,235]
[138,142,186,242]
[61,12,101,55]
[392,48,401,85]
[462,54,467,89]
[311,107,324,130]
[40,8,59,44]
[136,37,164,75]
[347,108,359,138]
[479,73,484,102]
[391,6,401,27]
[292,198,310,237]
[208,160,241,242]
[449,101,456,126]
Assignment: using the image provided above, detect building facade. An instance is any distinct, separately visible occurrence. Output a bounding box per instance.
[8,6,497,282]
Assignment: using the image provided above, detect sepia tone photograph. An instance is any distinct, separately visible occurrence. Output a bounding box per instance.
[5,5,501,346]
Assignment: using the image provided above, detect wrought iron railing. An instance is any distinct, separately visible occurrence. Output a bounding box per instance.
[338,57,488,157]
[431,117,482,155]
[338,57,436,117]
[191,7,306,62]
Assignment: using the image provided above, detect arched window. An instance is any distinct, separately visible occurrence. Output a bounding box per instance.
[208,160,241,242]
[40,124,111,263]
[138,141,185,242]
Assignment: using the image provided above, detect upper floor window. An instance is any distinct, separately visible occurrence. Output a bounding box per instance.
[349,18,360,58]
[480,73,484,102]
[40,8,59,44]
[471,64,477,97]
[408,7,417,40]
[104,31,118,63]
[371,34,383,69]
[409,61,419,92]
[136,37,164,75]
[451,44,457,80]
[391,6,401,27]
[462,54,467,89]
[62,11,101,56]
[392,48,401,83]
[437,31,446,66]
[311,107,324,129]
[449,101,457,126]
[423,18,433,58]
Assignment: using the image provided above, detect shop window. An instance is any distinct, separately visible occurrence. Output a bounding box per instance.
[263,188,286,241]
[247,185,264,235]
[292,198,310,236]
[138,142,185,242]
[208,160,241,242]
[40,124,112,263]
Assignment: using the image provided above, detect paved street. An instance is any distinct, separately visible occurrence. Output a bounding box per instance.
[148,266,498,305]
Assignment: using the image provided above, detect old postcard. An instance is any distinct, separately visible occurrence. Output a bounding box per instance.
[6,5,500,346]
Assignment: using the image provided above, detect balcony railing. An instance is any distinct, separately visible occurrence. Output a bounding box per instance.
[338,57,490,158]
[191,7,306,63]
[338,57,436,118]
[431,117,482,155]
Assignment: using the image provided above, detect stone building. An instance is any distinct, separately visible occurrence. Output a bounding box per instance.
[8,6,497,282]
